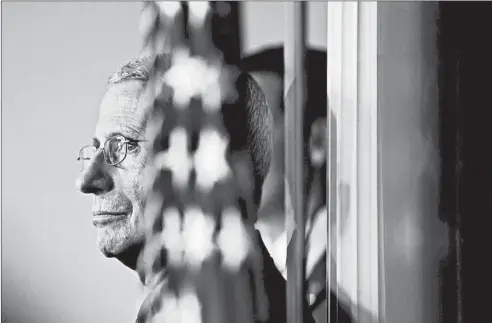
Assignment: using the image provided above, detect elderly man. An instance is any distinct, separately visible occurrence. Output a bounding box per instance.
[75,54,315,323]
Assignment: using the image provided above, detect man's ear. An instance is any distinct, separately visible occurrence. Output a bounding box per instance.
[248,71,283,122]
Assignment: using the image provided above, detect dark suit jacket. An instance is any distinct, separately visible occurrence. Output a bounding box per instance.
[136,231,351,323]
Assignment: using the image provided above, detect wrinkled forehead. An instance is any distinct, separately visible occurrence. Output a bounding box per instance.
[95,81,152,140]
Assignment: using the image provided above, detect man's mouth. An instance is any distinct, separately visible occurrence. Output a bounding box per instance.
[92,212,128,227]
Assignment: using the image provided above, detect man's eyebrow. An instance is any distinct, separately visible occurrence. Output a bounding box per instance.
[107,131,127,138]
[93,131,144,145]
[108,130,146,140]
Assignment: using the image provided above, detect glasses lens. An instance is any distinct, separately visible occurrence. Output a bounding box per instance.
[105,136,126,165]
[79,146,97,171]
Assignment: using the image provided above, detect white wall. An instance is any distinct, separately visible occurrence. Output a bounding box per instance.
[2,3,143,323]
[1,3,326,323]
[378,2,448,322]
[313,3,449,322]
[242,2,327,54]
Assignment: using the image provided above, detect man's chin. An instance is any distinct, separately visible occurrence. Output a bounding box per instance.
[96,233,144,270]
[97,239,127,258]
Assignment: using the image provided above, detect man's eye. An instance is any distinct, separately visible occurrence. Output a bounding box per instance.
[127,142,139,153]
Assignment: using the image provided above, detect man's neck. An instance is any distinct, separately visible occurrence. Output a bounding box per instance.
[115,241,144,271]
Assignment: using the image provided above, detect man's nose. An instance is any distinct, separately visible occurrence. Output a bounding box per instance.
[75,154,114,195]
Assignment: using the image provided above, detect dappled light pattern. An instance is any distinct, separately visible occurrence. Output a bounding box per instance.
[136,2,268,323]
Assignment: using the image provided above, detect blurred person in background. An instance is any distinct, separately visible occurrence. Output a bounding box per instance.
[241,46,353,323]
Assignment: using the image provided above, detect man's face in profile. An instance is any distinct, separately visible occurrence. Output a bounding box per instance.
[76,80,151,258]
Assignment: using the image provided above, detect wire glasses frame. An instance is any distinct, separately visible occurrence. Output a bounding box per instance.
[77,135,146,171]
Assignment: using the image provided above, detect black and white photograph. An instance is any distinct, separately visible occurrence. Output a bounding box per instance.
[2,1,488,323]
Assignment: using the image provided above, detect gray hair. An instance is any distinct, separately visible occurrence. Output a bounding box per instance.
[107,55,173,86]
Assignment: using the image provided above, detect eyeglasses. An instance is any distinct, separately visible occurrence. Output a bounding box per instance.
[77,135,147,171]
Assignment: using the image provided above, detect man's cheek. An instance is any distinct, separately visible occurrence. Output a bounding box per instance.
[126,180,147,233]
[133,176,148,205]
[141,164,158,194]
